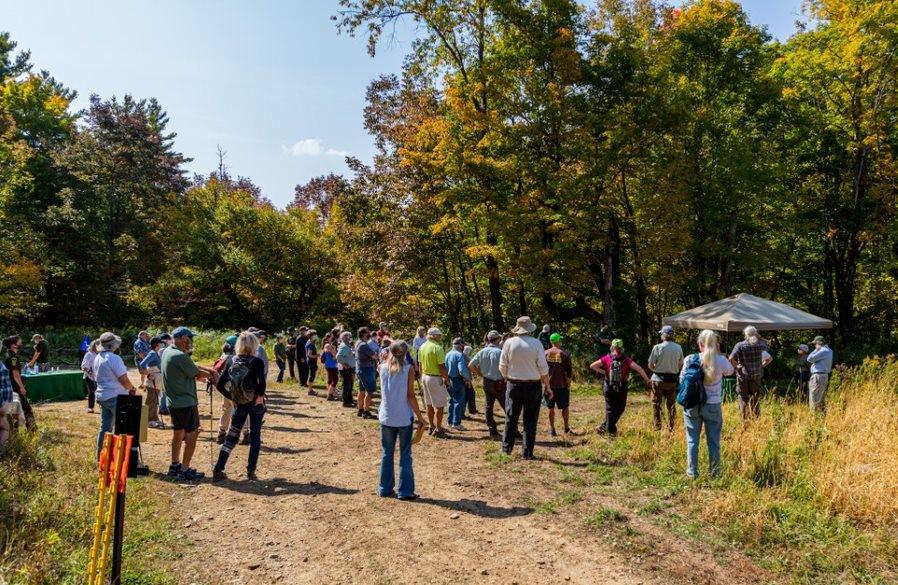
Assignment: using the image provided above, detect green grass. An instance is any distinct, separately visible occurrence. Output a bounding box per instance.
[565,373,898,584]
[0,412,181,584]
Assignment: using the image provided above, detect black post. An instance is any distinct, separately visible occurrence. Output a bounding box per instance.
[110,490,126,584]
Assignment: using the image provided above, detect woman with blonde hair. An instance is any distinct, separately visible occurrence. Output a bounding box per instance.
[377,340,426,500]
[213,331,267,482]
[680,329,734,479]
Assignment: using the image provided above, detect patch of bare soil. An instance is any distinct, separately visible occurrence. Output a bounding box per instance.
[41,369,771,585]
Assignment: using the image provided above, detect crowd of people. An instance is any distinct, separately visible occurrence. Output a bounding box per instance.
[0,319,834,490]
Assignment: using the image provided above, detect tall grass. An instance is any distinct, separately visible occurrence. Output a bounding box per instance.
[571,357,898,582]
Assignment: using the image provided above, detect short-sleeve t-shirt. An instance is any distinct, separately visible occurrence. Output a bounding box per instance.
[599,354,634,383]
[4,354,23,393]
[34,339,49,364]
[418,340,446,376]
[161,346,200,409]
[93,351,130,402]
[546,347,573,389]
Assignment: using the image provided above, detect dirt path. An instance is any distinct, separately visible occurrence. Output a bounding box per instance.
[43,370,770,585]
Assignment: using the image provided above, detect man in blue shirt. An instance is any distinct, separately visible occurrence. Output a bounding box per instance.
[134,331,151,388]
[469,330,504,438]
[806,335,833,412]
[444,337,472,431]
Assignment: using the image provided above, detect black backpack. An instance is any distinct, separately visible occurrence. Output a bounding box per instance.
[227,356,256,405]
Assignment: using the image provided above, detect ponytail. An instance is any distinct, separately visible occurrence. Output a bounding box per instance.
[698,329,719,384]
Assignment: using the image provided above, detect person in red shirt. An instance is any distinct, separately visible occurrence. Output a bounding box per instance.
[544,333,574,436]
[589,339,650,436]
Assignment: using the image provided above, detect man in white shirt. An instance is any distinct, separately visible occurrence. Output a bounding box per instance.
[498,317,552,460]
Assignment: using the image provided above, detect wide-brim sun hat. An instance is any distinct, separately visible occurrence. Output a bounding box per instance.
[511,316,537,335]
[659,325,674,335]
[98,331,122,351]
[812,335,826,345]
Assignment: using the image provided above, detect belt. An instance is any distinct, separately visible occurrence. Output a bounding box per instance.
[812,371,831,375]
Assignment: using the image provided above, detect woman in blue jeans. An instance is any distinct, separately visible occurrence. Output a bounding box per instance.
[213,331,267,482]
[378,341,426,500]
[93,332,138,458]
[679,329,735,478]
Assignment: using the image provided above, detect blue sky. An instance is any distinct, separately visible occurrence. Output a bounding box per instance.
[2,1,802,208]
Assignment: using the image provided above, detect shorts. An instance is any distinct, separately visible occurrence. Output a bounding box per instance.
[422,375,449,409]
[169,405,200,432]
[358,366,377,393]
[543,387,570,410]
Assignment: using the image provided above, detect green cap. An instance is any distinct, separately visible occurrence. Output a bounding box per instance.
[549,333,562,343]
[611,338,624,349]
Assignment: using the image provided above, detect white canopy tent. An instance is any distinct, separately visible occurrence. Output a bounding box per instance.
[662,293,833,333]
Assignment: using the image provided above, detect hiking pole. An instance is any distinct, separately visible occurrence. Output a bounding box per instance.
[206,380,214,468]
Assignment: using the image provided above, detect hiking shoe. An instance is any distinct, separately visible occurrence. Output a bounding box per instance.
[450,424,467,432]
[246,470,258,481]
[216,431,226,444]
[549,429,558,437]
[398,493,421,501]
[212,470,228,483]
[308,389,318,396]
[362,411,376,420]
[178,468,205,482]
[240,433,251,445]
[167,463,182,478]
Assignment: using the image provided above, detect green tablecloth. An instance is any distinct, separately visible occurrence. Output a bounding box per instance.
[23,371,85,403]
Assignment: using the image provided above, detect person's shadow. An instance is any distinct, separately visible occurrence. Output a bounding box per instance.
[215,478,359,497]
[260,445,313,455]
[411,497,532,518]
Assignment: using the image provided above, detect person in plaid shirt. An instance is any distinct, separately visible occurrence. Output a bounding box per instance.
[728,325,768,420]
[0,360,13,450]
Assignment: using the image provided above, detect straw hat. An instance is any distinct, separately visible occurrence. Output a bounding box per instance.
[511,316,537,335]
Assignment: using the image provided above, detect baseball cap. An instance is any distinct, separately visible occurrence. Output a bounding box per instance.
[550,333,562,343]
[487,330,501,342]
[812,335,826,345]
[798,344,809,352]
[226,335,238,346]
[659,325,674,336]
[172,326,195,339]
[452,337,465,346]
[611,338,624,349]
[427,328,442,337]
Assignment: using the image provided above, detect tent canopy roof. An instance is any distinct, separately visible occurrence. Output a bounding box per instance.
[661,293,833,332]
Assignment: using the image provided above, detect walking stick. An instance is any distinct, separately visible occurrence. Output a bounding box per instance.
[206,380,214,468]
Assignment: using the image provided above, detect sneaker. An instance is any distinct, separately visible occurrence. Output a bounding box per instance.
[564,428,574,435]
[549,429,558,437]
[167,463,182,478]
[452,424,467,432]
[308,389,318,396]
[357,410,365,417]
[216,431,227,444]
[87,408,95,414]
[246,470,258,481]
[178,468,205,481]
[362,411,376,420]
[212,469,228,483]
[522,453,535,461]
[398,493,421,501]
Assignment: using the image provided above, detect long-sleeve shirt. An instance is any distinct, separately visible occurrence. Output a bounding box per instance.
[806,345,833,374]
[469,345,503,381]
[337,342,356,369]
[499,334,549,381]
[139,350,161,371]
[445,349,471,381]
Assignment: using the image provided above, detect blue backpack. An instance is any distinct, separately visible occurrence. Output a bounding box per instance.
[676,355,707,409]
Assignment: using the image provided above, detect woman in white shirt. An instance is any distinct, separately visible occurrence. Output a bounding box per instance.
[679,329,734,479]
[80,340,100,413]
[93,332,137,458]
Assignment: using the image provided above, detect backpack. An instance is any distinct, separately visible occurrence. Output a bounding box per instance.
[677,354,707,409]
[227,356,256,405]
[605,355,626,392]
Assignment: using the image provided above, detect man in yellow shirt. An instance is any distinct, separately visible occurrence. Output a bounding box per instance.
[418,328,450,437]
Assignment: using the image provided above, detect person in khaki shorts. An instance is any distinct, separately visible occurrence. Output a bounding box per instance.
[418,328,450,437]
[647,325,684,431]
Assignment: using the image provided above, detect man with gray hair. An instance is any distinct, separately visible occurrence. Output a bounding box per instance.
[647,325,684,431]
[469,331,505,439]
[499,317,552,459]
[417,328,450,437]
[806,335,833,412]
[729,325,769,420]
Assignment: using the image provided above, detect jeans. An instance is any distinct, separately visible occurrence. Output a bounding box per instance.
[160,391,169,414]
[483,378,505,433]
[215,402,266,473]
[447,376,467,426]
[684,402,723,477]
[358,366,377,393]
[379,423,415,498]
[276,359,286,383]
[502,380,542,456]
[96,396,118,458]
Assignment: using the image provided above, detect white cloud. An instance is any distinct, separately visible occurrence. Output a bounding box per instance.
[282,138,348,157]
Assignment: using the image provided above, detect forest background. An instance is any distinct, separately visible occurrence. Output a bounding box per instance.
[1,0,896,361]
